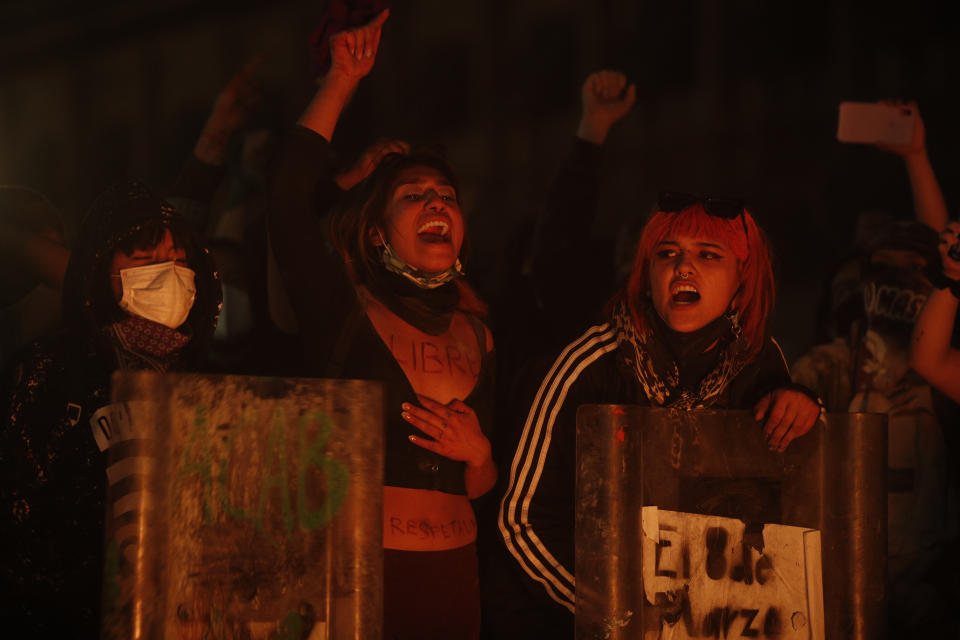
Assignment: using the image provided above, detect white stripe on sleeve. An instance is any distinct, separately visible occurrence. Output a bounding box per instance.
[498,323,618,612]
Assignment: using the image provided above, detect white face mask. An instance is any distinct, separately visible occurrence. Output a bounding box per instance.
[118,261,196,329]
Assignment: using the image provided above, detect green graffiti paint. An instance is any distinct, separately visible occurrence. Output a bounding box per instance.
[257,408,295,535]
[176,405,216,522]
[298,411,349,530]
[276,610,304,639]
[217,411,255,523]
[174,404,351,540]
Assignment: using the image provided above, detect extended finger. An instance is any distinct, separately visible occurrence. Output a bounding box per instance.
[364,23,380,58]
[776,408,816,452]
[763,395,789,436]
[403,402,446,427]
[342,32,357,57]
[402,404,445,440]
[776,424,798,453]
[408,434,442,453]
[368,8,390,29]
[369,31,381,59]
[354,29,367,59]
[768,404,799,451]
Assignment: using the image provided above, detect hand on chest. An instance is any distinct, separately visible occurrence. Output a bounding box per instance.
[365,302,482,403]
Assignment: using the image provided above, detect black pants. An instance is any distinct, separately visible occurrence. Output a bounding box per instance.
[384,542,481,640]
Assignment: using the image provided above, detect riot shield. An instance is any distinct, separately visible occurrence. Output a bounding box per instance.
[100,373,383,639]
[575,407,886,640]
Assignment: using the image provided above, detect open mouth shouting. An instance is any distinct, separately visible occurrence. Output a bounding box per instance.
[671,280,701,305]
[417,217,451,244]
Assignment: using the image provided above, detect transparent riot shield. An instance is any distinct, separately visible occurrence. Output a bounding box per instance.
[575,407,886,640]
[100,373,383,639]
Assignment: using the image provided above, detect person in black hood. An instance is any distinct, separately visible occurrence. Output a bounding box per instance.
[0,181,221,637]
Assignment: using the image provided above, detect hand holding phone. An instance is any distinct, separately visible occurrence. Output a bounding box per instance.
[940,223,960,281]
[949,243,960,263]
[837,101,916,146]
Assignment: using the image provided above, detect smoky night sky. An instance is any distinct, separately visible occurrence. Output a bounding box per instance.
[0,0,955,361]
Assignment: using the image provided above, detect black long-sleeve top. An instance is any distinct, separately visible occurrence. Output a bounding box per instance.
[268,126,494,495]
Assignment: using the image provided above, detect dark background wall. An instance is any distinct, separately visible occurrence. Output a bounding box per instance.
[1,0,955,362]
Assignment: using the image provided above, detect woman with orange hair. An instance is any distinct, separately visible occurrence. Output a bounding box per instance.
[488,193,821,638]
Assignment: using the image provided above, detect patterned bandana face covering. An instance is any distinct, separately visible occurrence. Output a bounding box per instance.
[377,231,464,290]
[106,314,191,372]
[611,298,747,409]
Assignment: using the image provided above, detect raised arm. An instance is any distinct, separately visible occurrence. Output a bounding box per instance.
[536,71,636,250]
[530,71,635,326]
[268,11,389,339]
[298,9,388,140]
[910,222,960,401]
[169,58,265,227]
[876,101,948,232]
[196,57,264,165]
[576,70,636,145]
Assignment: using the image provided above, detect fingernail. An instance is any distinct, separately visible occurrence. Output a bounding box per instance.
[408,435,417,442]
[401,412,410,421]
[401,403,410,410]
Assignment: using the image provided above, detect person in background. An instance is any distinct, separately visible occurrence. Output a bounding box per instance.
[270,11,497,638]
[490,191,819,638]
[792,102,955,635]
[0,182,221,636]
[0,59,255,373]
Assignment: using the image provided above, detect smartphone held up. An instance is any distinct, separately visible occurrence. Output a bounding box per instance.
[837,102,916,146]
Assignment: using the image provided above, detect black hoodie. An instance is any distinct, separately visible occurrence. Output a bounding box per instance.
[0,182,221,636]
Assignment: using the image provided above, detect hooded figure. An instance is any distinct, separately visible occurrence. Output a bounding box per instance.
[793,218,954,632]
[0,182,220,636]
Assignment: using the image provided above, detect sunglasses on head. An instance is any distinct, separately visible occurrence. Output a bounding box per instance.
[657,191,750,246]
[657,191,746,219]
